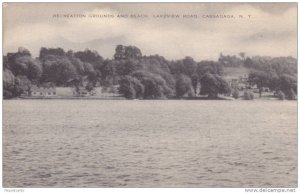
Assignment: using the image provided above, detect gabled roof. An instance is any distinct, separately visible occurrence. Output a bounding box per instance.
[31,85,55,92]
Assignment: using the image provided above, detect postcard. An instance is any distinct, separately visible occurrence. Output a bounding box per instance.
[2,2,297,190]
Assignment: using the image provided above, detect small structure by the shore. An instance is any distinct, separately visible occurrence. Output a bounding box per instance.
[29,86,56,97]
[21,85,125,100]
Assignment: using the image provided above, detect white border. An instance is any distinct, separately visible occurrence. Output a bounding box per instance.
[1,1,299,193]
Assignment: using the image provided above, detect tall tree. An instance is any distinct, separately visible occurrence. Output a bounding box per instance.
[248,71,270,97]
[200,73,230,98]
[175,74,194,97]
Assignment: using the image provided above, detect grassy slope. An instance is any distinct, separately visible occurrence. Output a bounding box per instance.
[222,66,252,79]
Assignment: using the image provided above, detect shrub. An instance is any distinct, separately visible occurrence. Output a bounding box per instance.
[277,90,285,100]
[285,88,297,100]
[232,88,239,99]
[244,90,254,100]
[3,90,13,99]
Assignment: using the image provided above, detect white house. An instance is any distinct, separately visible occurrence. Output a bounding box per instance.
[30,86,56,97]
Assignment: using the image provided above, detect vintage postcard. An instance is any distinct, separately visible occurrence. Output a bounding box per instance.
[2,2,297,190]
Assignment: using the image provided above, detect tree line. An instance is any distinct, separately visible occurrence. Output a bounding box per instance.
[3,45,297,100]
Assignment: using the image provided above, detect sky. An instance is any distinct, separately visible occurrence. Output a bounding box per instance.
[3,3,297,61]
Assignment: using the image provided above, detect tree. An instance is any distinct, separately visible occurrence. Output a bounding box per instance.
[5,48,42,82]
[267,71,279,92]
[218,54,244,67]
[200,73,230,98]
[232,88,239,99]
[239,52,246,60]
[17,47,31,56]
[244,56,296,77]
[85,82,95,92]
[132,71,172,99]
[139,55,175,95]
[14,76,32,96]
[243,90,254,100]
[244,57,254,68]
[7,53,29,76]
[119,75,144,99]
[114,45,142,60]
[83,62,97,80]
[114,45,126,60]
[119,83,136,99]
[197,60,224,78]
[74,49,104,67]
[248,71,269,97]
[67,53,85,75]
[191,74,198,95]
[125,46,142,59]
[123,59,142,75]
[3,69,15,98]
[27,59,42,82]
[276,90,285,100]
[175,74,194,98]
[277,74,297,96]
[182,56,197,77]
[39,47,65,59]
[74,49,104,80]
[170,56,197,79]
[41,56,77,86]
[285,88,297,100]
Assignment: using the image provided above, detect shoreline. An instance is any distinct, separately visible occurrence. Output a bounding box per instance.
[4,96,293,101]
[17,96,126,100]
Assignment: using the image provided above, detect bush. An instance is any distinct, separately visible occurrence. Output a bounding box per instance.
[3,90,13,99]
[232,88,239,99]
[243,90,254,100]
[285,88,296,100]
[277,90,285,100]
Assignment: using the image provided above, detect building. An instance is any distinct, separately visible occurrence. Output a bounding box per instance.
[239,75,248,84]
[28,86,93,97]
[30,86,56,97]
[56,87,76,96]
[26,85,123,98]
[225,75,250,90]
[225,77,239,89]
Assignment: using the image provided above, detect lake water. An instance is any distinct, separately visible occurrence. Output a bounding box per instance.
[3,100,297,187]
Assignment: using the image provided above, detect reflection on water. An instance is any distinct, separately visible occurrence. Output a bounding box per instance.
[3,100,297,187]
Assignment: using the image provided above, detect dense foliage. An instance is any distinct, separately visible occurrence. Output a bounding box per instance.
[246,56,297,99]
[3,46,297,100]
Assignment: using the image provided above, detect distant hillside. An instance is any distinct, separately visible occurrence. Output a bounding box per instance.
[220,55,297,80]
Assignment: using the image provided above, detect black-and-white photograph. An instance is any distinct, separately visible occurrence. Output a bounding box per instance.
[2,2,297,190]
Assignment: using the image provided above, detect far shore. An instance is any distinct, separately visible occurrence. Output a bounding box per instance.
[4,95,294,101]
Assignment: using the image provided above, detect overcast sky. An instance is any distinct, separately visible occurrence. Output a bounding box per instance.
[3,3,297,61]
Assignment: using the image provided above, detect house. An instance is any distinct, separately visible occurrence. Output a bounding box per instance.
[26,85,125,98]
[239,75,248,84]
[56,87,76,96]
[25,85,95,98]
[30,86,56,97]
[224,74,251,91]
[225,78,239,89]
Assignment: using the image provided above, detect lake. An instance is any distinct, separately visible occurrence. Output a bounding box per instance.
[3,100,297,187]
